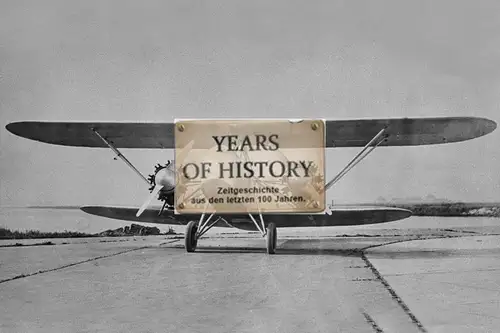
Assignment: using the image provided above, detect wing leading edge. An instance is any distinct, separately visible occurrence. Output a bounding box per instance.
[6,117,497,148]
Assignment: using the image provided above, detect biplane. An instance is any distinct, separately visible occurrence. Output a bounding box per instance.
[5,117,497,254]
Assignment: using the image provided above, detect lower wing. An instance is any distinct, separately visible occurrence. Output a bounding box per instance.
[80,205,412,230]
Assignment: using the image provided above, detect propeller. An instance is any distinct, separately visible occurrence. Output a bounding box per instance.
[136,166,176,217]
[135,139,197,218]
[136,184,164,217]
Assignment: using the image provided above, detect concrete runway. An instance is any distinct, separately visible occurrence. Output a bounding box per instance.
[1,227,499,333]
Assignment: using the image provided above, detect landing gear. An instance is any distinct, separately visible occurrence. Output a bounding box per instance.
[184,205,221,253]
[249,212,278,255]
[185,221,198,252]
[266,223,277,254]
[183,202,279,254]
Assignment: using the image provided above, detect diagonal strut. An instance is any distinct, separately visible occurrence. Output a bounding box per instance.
[324,127,388,192]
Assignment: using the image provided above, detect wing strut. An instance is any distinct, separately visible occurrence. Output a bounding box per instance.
[91,128,150,186]
[247,192,267,236]
[325,127,388,191]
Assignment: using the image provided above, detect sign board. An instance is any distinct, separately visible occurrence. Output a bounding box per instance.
[174,119,325,214]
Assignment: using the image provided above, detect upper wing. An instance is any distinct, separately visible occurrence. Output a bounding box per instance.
[6,117,496,148]
[80,205,412,230]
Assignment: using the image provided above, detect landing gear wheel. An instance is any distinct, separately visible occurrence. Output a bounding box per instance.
[185,221,198,253]
[266,223,277,255]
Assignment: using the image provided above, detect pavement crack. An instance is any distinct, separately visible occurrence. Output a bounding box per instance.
[362,312,384,333]
[159,240,180,246]
[361,252,428,333]
[442,229,477,234]
[361,239,410,251]
[0,246,150,284]
[360,234,467,252]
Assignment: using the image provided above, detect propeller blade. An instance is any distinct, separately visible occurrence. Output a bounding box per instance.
[175,139,195,168]
[158,200,168,216]
[136,185,164,217]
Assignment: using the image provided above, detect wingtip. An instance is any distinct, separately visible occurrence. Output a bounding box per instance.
[80,206,94,214]
[5,122,18,134]
[483,118,497,135]
[400,207,413,219]
[80,206,107,215]
[470,117,497,140]
[5,121,31,138]
[386,207,413,222]
[452,117,497,142]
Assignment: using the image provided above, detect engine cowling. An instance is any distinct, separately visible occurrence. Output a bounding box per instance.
[155,166,176,193]
[148,163,175,191]
[147,162,177,206]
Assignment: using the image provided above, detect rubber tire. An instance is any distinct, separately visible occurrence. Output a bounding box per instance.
[185,221,198,253]
[266,223,277,254]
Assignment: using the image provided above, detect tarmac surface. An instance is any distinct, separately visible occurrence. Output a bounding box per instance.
[1,226,499,333]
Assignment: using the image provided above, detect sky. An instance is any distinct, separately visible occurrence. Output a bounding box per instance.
[1,0,499,208]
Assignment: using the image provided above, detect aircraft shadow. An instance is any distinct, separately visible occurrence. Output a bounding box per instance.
[366,247,500,260]
[176,246,362,257]
[190,247,497,259]
[165,240,500,258]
